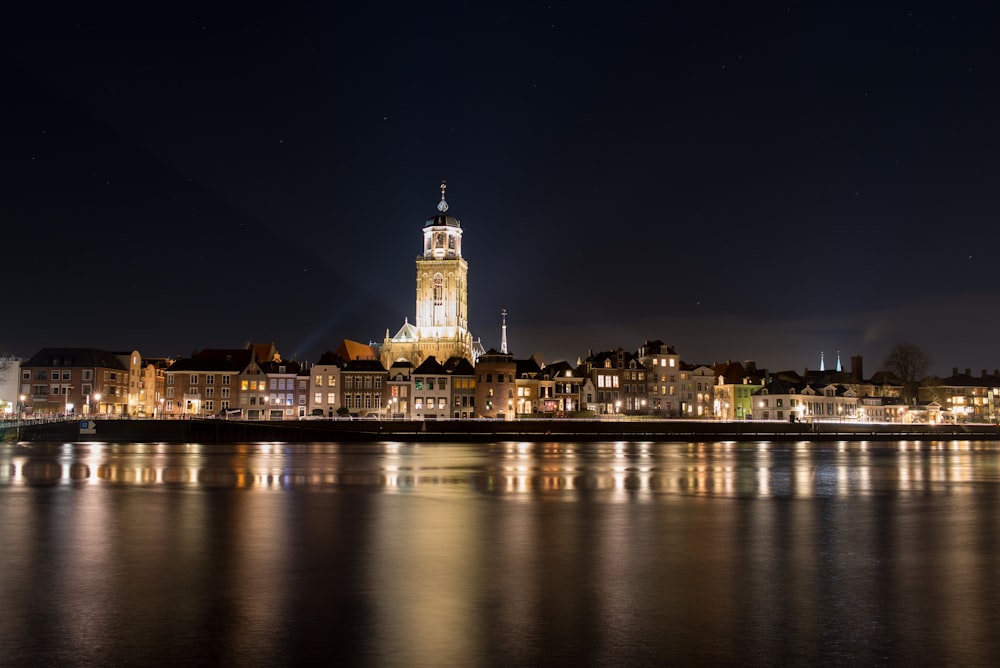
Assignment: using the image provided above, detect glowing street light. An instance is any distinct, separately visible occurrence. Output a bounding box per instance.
[93,393,102,415]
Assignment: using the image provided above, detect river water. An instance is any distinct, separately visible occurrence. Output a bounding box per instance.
[1,440,999,667]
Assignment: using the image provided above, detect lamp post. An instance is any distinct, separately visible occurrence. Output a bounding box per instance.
[93,393,101,416]
[19,394,25,420]
[64,386,74,417]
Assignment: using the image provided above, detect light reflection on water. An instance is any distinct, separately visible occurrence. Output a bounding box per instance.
[3,440,997,498]
[1,440,999,667]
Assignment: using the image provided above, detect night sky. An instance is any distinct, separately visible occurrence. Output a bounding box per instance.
[3,4,998,376]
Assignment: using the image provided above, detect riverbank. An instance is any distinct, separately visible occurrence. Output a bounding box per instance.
[6,417,1000,444]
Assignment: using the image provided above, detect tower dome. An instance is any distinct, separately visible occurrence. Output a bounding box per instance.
[424,180,462,228]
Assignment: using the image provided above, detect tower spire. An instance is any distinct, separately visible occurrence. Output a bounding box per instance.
[820,351,825,372]
[437,180,449,213]
[836,350,842,372]
[500,309,508,354]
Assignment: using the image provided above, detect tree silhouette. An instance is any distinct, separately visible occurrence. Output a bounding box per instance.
[882,343,930,404]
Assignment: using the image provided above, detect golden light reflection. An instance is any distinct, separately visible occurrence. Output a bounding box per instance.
[1,440,999,499]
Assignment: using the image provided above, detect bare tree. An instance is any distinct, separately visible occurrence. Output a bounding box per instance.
[882,343,931,404]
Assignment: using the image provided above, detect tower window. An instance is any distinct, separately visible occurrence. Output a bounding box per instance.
[433,275,443,307]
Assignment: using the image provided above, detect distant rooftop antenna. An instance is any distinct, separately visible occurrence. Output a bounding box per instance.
[500,308,508,354]
[820,351,825,372]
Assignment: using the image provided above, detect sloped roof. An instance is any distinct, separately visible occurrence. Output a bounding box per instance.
[259,360,302,374]
[413,356,446,375]
[343,359,386,372]
[443,356,475,376]
[168,357,247,372]
[712,360,748,384]
[170,348,252,372]
[540,360,578,379]
[516,357,542,377]
[391,318,419,342]
[315,350,345,366]
[23,347,128,370]
[336,339,377,361]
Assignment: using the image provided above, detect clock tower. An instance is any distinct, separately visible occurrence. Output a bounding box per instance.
[381,182,477,367]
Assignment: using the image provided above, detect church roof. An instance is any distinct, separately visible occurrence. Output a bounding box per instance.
[336,339,377,362]
[392,318,418,342]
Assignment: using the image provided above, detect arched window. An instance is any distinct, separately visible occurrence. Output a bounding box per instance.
[433,275,443,307]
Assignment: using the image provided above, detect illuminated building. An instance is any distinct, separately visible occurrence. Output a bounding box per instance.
[381,182,478,368]
[19,347,130,416]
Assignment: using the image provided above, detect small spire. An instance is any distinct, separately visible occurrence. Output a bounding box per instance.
[500,308,508,354]
[836,351,842,373]
[437,180,449,213]
[820,351,825,372]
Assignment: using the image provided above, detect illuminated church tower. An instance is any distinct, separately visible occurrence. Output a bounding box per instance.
[381,182,477,367]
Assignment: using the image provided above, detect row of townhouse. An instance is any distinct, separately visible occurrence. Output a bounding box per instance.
[25,342,995,424]
[919,367,1000,422]
[18,348,170,417]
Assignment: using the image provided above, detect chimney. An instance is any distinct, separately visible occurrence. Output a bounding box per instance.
[851,355,863,380]
[953,367,959,376]
[966,368,971,376]
[982,369,988,378]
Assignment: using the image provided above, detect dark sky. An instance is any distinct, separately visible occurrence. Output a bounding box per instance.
[2,3,998,376]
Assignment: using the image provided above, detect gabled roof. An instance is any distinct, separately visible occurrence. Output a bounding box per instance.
[515,357,542,378]
[680,361,713,373]
[391,318,419,342]
[413,356,446,375]
[712,360,750,385]
[315,350,345,366]
[23,347,128,370]
[443,356,475,376]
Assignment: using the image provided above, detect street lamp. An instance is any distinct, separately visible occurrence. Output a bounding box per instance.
[64,386,74,417]
[93,393,101,416]
[19,394,25,420]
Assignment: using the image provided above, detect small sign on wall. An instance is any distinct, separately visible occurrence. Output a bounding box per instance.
[80,420,97,435]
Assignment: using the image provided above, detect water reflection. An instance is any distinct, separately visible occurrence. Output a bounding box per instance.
[2,440,1000,666]
[3,440,999,498]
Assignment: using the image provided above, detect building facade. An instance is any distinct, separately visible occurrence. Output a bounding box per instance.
[20,348,130,416]
[381,182,475,368]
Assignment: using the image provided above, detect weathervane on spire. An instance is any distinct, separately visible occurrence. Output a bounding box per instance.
[437,180,449,213]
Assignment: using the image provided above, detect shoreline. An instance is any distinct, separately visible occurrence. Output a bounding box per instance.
[6,417,1000,444]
